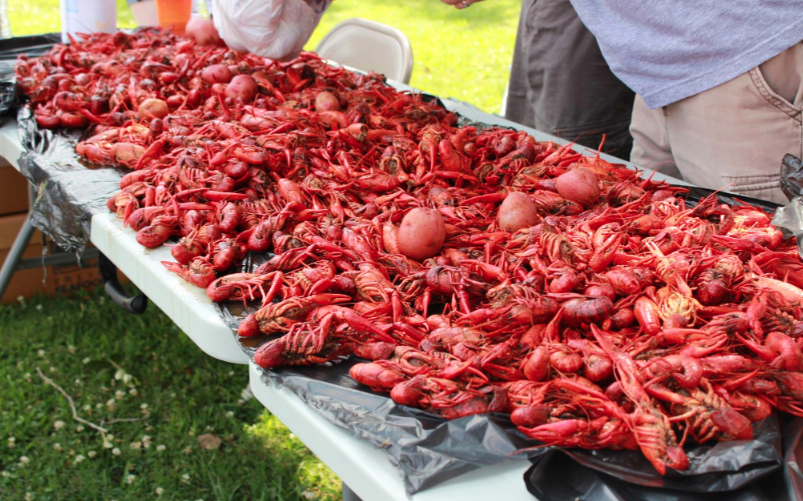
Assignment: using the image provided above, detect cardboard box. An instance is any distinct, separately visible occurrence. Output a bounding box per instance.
[0,212,42,248]
[0,212,104,304]
[0,162,30,216]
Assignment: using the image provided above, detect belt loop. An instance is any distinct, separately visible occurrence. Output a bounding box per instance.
[662,106,668,117]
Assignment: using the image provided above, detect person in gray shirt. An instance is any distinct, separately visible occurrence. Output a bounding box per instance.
[441,0,636,159]
[567,0,803,204]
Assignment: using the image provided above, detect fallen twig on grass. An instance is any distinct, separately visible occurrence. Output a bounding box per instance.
[103,417,146,425]
[36,366,108,433]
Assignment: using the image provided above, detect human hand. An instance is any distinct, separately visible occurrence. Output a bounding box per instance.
[439,0,484,10]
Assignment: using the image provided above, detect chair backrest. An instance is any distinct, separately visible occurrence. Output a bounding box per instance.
[315,18,413,84]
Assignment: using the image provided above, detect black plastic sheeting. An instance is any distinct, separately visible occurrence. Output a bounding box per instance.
[16,107,126,256]
[215,189,803,497]
[216,268,536,494]
[774,154,803,257]
[1,34,124,257]
[0,33,60,115]
[525,417,803,501]
[7,33,803,498]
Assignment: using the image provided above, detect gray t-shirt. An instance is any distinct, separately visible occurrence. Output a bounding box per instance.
[568,1,803,109]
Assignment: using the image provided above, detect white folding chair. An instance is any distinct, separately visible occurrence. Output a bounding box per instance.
[315,18,413,84]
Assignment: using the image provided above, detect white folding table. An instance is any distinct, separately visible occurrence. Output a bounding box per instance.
[0,91,687,500]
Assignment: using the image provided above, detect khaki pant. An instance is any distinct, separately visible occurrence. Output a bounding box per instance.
[630,42,803,205]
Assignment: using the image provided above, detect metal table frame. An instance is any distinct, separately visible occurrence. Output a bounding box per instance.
[0,91,686,499]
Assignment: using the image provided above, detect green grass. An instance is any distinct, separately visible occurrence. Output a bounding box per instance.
[8,0,137,35]
[0,290,341,500]
[7,0,520,114]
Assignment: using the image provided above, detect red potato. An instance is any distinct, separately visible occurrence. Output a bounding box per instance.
[498,192,540,232]
[138,98,168,120]
[398,208,446,261]
[202,64,233,85]
[186,17,222,46]
[225,75,258,102]
[315,91,340,112]
[556,167,600,207]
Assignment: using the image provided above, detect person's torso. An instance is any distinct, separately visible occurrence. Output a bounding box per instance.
[568,0,803,108]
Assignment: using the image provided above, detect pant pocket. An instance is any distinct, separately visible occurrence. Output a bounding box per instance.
[749,66,802,121]
[720,174,786,204]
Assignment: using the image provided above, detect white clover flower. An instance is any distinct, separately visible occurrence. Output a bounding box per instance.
[76,425,84,432]
[24,493,32,501]
[68,345,76,354]
[140,403,149,409]
[181,473,190,484]
[83,404,91,411]
[155,487,164,496]
[74,378,82,385]
[74,454,85,464]
[82,357,90,364]
[125,474,136,484]
[184,446,192,454]
[95,403,102,409]
[129,388,138,396]
[130,442,141,450]
[156,444,166,452]
[16,295,24,303]
[35,304,42,311]
[53,443,63,452]
[122,374,133,384]
[112,448,121,456]
[49,366,56,373]
[226,411,234,418]
[115,390,125,400]
[87,450,97,458]
[54,420,65,431]
[1,471,10,477]
[302,491,315,500]
[37,349,45,357]
[19,456,29,465]
[228,370,234,377]
[102,441,113,449]
[114,369,125,381]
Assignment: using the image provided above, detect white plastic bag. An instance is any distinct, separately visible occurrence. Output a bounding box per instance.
[212,0,330,60]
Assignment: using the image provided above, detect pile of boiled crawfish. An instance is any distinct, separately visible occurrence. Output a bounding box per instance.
[16,29,803,475]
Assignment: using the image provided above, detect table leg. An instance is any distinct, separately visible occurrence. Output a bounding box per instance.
[342,482,363,501]
[0,213,36,299]
[98,252,148,315]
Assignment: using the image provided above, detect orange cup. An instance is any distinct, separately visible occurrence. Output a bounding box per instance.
[155,0,192,33]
